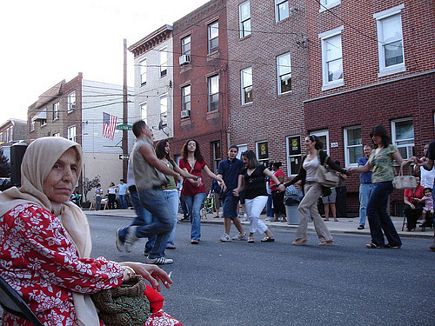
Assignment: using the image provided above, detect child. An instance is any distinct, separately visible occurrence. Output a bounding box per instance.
[420,188,434,228]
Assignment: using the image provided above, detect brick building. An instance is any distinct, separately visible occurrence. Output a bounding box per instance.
[172,0,229,174]
[226,0,309,175]
[304,0,435,214]
[0,119,27,146]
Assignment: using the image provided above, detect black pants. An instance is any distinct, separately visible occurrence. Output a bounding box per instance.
[404,204,423,230]
[108,194,116,209]
[272,191,285,217]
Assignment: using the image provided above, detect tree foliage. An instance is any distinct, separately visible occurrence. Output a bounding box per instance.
[83,175,101,201]
[0,149,10,177]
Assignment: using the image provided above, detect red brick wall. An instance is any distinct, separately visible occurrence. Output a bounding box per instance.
[172,0,228,189]
[226,0,308,177]
[305,0,435,98]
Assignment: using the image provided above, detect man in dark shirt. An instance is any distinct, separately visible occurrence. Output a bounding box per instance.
[217,145,247,242]
[418,140,435,251]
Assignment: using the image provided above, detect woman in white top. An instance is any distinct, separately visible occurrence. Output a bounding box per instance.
[284,135,347,246]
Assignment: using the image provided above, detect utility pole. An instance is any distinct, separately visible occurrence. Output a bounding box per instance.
[122,38,128,180]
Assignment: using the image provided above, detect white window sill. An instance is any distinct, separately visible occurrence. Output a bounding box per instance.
[319,2,341,13]
[321,80,344,91]
[378,65,406,78]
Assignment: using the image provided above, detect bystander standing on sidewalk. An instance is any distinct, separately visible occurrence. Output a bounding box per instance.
[357,145,374,230]
[117,179,128,209]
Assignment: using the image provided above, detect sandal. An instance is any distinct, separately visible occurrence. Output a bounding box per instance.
[261,236,275,242]
[318,239,334,246]
[365,242,382,249]
[292,238,307,246]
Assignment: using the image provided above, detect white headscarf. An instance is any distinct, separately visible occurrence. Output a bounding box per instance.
[0,137,99,325]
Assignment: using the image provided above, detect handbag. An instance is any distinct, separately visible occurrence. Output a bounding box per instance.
[392,164,417,189]
[315,155,340,188]
[91,275,150,326]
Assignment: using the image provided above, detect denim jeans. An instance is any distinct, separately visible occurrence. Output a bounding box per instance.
[164,190,180,246]
[133,188,175,258]
[358,183,374,226]
[118,189,152,244]
[266,194,274,218]
[183,192,206,240]
[367,181,401,247]
[118,194,127,209]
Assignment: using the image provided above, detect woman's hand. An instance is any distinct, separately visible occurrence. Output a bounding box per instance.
[121,262,172,292]
[277,184,285,192]
[232,188,240,197]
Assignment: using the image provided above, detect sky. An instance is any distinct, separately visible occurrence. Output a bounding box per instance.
[0,0,209,122]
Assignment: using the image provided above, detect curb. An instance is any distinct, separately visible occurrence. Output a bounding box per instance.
[85,210,434,240]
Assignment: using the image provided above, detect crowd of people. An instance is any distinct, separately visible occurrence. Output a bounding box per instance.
[1,121,434,324]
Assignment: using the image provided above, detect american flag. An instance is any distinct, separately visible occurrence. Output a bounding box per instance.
[102,112,117,140]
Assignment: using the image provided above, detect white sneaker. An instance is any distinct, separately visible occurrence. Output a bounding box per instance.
[124,226,138,253]
[220,233,231,242]
[145,257,174,265]
[232,232,247,241]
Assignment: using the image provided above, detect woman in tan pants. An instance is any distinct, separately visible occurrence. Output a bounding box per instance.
[284,135,348,246]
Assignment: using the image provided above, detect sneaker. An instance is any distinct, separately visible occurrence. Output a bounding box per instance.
[220,233,231,242]
[145,257,174,265]
[232,232,247,241]
[115,228,124,252]
[247,236,255,243]
[124,226,138,253]
[357,224,365,230]
[166,244,176,249]
[191,239,199,244]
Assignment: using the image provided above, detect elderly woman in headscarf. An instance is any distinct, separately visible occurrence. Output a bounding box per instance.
[0,137,179,325]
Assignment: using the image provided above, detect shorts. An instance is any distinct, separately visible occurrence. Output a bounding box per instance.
[321,188,337,204]
[222,194,239,219]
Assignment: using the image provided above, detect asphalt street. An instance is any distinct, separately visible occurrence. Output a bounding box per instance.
[89,214,434,326]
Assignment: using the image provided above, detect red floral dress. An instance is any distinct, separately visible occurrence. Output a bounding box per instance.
[0,203,124,325]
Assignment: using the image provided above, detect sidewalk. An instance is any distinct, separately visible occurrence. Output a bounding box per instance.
[84,208,433,239]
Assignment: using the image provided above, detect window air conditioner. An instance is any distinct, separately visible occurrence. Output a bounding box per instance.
[181,110,190,118]
[179,54,191,65]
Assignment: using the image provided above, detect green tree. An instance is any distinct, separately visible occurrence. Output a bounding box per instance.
[83,175,101,202]
[0,149,10,177]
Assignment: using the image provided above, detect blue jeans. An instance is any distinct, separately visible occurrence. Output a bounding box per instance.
[118,194,127,209]
[118,189,153,246]
[134,188,175,258]
[367,181,401,247]
[358,183,374,226]
[266,194,274,218]
[164,190,180,246]
[183,193,206,240]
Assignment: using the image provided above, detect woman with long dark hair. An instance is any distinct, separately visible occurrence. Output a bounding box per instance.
[155,139,197,249]
[179,139,225,244]
[234,150,285,243]
[349,125,413,249]
[283,135,347,246]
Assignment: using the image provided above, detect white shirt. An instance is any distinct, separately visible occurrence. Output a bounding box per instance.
[420,166,435,189]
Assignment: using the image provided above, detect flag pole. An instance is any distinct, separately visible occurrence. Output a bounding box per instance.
[122,38,128,181]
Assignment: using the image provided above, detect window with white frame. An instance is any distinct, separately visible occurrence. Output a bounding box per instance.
[319,26,344,89]
[40,108,47,126]
[208,21,219,54]
[275,0,289,22]
[344,126,363,167]
[181,35,191,56]
[140,102,147,123]
[236,144,248,159]
[68,126,76,142]
[310,130,329,154]
[374,4,405,76]
[208,75,219,112]
[160,94,168,127]
[277,52,292,94]
[391,118,414,159]
[320,26,344,89]
[239,1,251,38]
[181,85,191,116]
[286,135,302,175]
[67,92,76,113]
[256,141,269,163]
[52,102,59,120]
[140,58,147,85]
[30,117,35,132]
[211,141,221,172]
[160,47,168,77]
[241,67,253,105]
[319,0,341,12]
